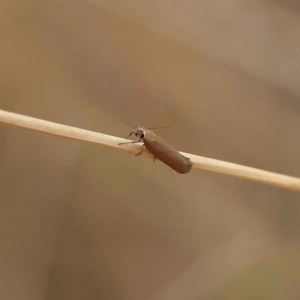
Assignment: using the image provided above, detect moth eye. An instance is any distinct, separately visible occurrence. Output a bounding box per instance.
[140,133,144,138]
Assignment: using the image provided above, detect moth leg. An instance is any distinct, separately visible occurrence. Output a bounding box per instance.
[125,131,135,139]
[135,144,145,156]
[153,156,156,162]
[118,130,137,145]
[118,141,140,145]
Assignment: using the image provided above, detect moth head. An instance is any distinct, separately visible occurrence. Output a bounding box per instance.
[136,126,146,139]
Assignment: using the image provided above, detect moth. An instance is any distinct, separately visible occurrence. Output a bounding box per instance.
[119,126,192,174]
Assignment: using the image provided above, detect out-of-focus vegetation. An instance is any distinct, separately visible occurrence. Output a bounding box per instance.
[0,1,300,299]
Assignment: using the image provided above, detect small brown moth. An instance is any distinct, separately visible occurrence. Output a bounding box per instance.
[119,126,192,174]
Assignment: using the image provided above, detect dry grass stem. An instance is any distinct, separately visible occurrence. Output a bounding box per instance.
[0,109,299,192]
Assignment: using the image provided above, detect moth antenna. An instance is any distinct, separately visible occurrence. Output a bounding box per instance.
[99,112,136,128]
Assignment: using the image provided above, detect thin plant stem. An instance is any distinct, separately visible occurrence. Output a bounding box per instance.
[0,109,299,192]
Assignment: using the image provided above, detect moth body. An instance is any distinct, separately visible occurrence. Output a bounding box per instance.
[122,126,192,174]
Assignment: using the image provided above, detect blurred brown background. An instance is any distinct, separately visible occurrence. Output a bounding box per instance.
[1,1,300,299]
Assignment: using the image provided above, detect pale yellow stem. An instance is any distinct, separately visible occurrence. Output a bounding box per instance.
[0,109,299,192]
